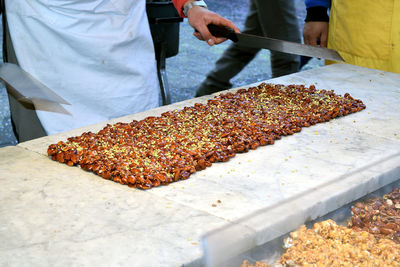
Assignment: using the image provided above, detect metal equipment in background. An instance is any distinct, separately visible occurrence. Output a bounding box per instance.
[146,0,183,105]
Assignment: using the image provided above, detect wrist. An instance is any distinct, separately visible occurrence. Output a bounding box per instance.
[183,0,208,17]
[305,6,329,22]
[183,0,196,8]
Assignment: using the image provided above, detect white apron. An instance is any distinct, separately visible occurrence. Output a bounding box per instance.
[6,0,160,135]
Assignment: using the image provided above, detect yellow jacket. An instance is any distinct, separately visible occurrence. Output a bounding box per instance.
[328,0,400,73]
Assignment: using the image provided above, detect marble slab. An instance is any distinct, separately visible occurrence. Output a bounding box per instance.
[0,146,228,267]
[6,63,400,266]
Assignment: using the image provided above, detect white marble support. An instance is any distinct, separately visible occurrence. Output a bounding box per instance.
[4,63,400,266]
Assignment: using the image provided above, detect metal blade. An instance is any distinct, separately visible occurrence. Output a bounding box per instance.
[237,33,345,62]
[0,63,70,105]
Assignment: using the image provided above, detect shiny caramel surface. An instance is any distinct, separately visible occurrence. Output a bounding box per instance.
[47,83,365,189]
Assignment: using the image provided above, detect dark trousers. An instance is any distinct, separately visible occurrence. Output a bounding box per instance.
[2,3,47,142]
[196,0,301,96]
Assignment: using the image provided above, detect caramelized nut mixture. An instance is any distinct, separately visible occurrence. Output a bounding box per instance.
[241,260,269,267]
[47,83,365,189]
[279,220,400,266]
[350,188,400,243]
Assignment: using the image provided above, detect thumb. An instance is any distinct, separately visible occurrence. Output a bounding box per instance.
[195,23,215,46]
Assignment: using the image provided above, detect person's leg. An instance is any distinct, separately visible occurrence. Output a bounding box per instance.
[7,95,47,142]
[255,0,301,77]
[3,9,47,142]
[196,0,262,97]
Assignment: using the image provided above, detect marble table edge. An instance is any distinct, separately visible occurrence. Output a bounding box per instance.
[200,151,400,265]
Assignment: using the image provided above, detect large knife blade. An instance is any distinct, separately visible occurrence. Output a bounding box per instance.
[0,63,71,115]
[208,24,344,62]
[0,63,70,105]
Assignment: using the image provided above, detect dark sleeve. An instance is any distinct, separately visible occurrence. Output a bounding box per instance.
[305,6,330,22]
[305,0,331,9]
[172,0,187,18]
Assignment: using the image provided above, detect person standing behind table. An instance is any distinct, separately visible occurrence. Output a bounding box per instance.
[303,0,400,73]
[2,0,238,142]
[195,0,301,97]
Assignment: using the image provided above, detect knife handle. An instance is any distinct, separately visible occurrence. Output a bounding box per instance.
[207,24,238,42]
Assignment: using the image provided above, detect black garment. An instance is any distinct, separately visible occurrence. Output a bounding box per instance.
[1,0,47,142]
[305,6,329,22]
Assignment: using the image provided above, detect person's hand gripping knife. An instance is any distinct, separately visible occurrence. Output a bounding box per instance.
[302,6,330,47]
[177,0,240,46]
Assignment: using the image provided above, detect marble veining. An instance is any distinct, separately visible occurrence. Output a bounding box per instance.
[2,64,400,266]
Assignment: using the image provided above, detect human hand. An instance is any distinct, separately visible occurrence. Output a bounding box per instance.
[187,6,240,46]
[303,22,329,47]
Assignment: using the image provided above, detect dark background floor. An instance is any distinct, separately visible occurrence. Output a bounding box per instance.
[0,0,322,147]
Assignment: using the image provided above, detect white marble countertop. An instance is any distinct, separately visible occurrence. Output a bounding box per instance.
[1,63,400,266]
